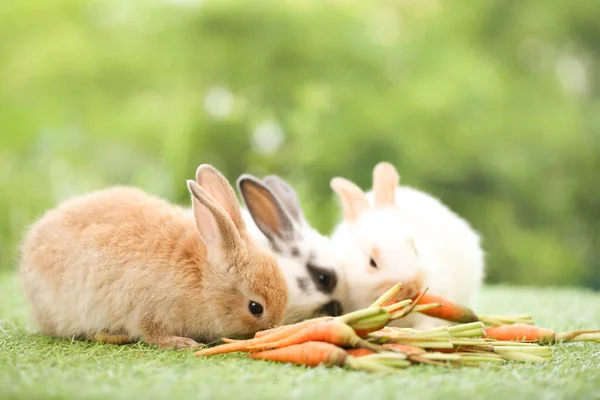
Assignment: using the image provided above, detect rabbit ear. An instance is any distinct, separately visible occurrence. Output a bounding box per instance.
[372,162,399,209]
[237,174,300,249]
[262,175,307,226]
[195,164,246,232]
[330,177,370,223]
[187,180,242,268]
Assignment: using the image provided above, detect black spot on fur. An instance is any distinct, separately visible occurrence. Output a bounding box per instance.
[269,241,282,254]
[306,263,337,294]
[296,277,310,293]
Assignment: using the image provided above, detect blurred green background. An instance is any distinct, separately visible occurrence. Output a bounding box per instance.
[1,0,599,289]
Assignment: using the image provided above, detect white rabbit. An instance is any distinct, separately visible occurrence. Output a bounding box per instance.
[19,165,288,349]
[330,162,485,329]
[237,174,347,324]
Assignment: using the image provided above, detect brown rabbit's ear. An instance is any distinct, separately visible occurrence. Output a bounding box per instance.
[372,161,399,209]
[187,180,242,267]
[195,164,246,233]
[262,175,307,226]
[330,177,370,223]
[237,175,299,247]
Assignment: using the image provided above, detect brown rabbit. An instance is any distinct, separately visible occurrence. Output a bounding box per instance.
[19,164,288,349]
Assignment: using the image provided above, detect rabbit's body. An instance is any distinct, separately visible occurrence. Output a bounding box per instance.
[20,166,288,349]
[365,186,484,307]
[330,163,484,330]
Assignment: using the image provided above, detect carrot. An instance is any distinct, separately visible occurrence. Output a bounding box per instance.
[247,320,381,352]
[345,348,375,357]
[249,342,406,373]
[383,343,427,356]
[348,344,425,358]
[484,323,600,344]
[410,293,479,323]
[249,341,348,367]
[196,318,333,356]
[253,317,333,339]
[198,308,392,356]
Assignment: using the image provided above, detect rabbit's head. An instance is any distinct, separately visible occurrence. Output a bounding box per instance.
[330,162,425,311]
[238,175,346,324]
[189,165,288,336]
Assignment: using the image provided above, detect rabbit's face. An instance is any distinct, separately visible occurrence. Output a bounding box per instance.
[210,242,289,338]
[189,165,288,339]
[330,162,426,312]
[333,209,425,312]
[270,226,346,324]
[238,175,347,324]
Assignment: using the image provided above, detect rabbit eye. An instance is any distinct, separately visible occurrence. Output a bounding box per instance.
[369,257,378,268]
[248,301,264,317]
[306,263,337,294]
[317,273,330,288]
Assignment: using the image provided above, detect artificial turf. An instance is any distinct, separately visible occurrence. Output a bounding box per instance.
[1,271,599,400]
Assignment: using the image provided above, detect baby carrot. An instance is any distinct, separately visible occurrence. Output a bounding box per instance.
[247,320,381,352]
[410,293,479,323]
[345,348,375,357]
[484,323,600,344]
[199,307,392,356]
[383,343,427,356]
[197,318,333,356]
[347,344,426,358]
[249,341,348,367]
[250,342,405,373]
[253,317,333,339]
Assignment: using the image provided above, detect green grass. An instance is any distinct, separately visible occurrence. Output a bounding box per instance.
[1,271,599,400]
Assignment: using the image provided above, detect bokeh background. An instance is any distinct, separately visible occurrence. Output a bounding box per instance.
[1,0,599,289]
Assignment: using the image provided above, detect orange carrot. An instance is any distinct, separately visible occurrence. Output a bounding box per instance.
[249,341,348,367]
[347,344,425,358]
[345,348,375,357]
[484,323,600,343]
[254,317,333,339]
[196,318,332,356]
[383,343,427,356]
[484,324,553,342]
[410,293,479,323]
[249,342,408,373]
[198,308,391,356]
[247,320,380,352]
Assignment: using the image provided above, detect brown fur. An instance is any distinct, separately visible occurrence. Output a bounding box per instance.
[19,165,288,349]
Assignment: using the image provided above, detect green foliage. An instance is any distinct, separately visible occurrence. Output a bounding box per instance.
[1,0,599,288]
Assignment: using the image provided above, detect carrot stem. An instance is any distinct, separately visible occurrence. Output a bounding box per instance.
[478,315,534,327]
[370,282,403,308]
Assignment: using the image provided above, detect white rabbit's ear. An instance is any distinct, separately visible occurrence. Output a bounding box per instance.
[187,180,242,268]
[262,175,307,226]
[373,162,399,209]
[330,177,370,223]
[195,164,246,233]
[237,174,299,247]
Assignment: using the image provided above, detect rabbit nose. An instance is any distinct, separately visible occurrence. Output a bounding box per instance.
[399,281,420,299]
[378,277,424,300]
[318,300,343,317]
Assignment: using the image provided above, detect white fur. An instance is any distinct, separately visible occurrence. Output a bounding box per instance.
[332,185,485,330]
[242,208,347,324]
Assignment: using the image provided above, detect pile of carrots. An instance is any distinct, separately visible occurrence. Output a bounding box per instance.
[196,283,600,374]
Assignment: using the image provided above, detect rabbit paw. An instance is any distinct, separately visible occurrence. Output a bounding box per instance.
[145,335,202,350]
